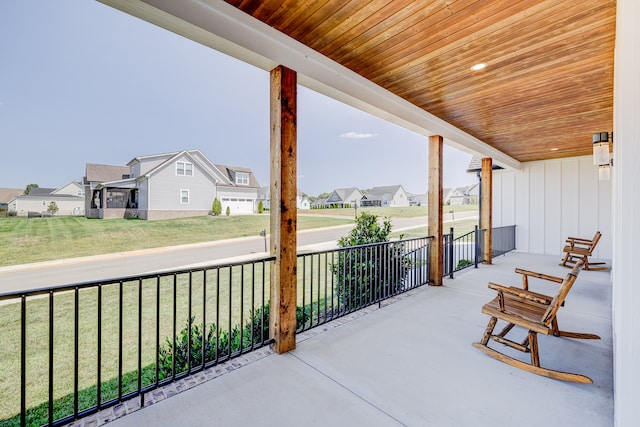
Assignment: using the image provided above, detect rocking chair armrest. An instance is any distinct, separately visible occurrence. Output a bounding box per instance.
[488,283,554,305]
[516,268,562,289]
[566,236,593,243]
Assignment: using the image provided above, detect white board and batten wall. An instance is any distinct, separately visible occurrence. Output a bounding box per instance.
[492,155,612,260]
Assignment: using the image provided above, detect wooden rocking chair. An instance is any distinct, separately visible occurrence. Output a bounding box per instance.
[472,260,600,383]
[560,231,608,270]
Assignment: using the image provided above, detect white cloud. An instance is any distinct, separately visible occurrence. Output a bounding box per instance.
[339,131,378,139]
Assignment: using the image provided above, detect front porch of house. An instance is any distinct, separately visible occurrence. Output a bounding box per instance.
[94,252,612,427]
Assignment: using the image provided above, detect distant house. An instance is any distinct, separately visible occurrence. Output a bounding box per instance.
[84,150,260,220]
[0,188,23,213]
[407,192,427,206]
[257,186,311,210]
[361,185,409,207]
[311,197,328,209]
[325,187,363,208]
[8,182,85,216]
[446,185,477,205]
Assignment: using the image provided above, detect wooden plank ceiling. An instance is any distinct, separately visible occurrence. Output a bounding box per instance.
[224,0,615,162]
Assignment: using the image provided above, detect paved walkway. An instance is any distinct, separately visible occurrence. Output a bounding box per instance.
[69,252,612,427]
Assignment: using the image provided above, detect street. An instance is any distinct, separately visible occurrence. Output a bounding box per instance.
[0,213,476,293]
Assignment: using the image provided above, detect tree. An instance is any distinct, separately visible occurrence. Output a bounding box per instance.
[258,200,264,214]
[47,201,59,215]
[225,206,231,216]
[24,183,39,195]
[332,212,410,309]
[212,198,222,216]
[316,192,330,199]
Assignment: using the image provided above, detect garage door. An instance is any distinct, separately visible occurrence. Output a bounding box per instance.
[221,198,254,214]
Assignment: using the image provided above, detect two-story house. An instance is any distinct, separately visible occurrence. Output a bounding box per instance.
[84,150,260,220]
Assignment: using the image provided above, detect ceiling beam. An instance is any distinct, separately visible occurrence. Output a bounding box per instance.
[98,0,521,170]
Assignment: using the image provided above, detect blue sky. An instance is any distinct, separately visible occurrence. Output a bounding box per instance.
[0,0,476,196]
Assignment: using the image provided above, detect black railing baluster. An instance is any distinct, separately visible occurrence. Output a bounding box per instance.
[227,266,232,358]
[155,276,160,389]
[137,278,142,404]
[203,270,207,367]
[118,281,123,400]
[449,227,454,279]
[301,256,306,331]
[188,271,192,372]
[74,287,79,417]
[97,285,102,409]
[215,267,220,364]
[20,295,26,427]
[171,275,176,380]
[49,291,54,425]
[239,266,244,352]
[474,225,479,268]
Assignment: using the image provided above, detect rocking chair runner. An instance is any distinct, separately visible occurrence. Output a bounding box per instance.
[560,231,608,271]
[472,259,600,383]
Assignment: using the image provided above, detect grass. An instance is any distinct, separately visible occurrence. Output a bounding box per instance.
[0,214,353,267]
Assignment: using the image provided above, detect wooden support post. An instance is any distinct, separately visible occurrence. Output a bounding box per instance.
[428,135,443,286]
[481,157,493,264]
[269,65,297,354]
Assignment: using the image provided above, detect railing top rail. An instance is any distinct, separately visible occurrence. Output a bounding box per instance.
[491,225,516,231]
[297,235,433,257]
[0,255,277,300]
[453,230,476,241]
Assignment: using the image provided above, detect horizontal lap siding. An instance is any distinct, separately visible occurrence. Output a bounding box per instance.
[149,162,216,211]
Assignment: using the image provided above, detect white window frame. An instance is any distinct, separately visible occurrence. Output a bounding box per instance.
[180,189,190,204]
[236,172,249,185]
[176,161,194,176]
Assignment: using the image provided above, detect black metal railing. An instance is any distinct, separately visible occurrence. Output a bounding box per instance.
[443,225,516,278]
[0,257,274,427]
[1,228,515,426]
[491,225,517,257]
[296,237,432,331]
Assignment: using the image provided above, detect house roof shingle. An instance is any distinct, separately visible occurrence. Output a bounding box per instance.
[85,163,131,183]
[215,164,261,188]
[0,188,24,203]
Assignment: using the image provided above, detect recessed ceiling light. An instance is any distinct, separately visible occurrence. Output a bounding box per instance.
[551,147,559,151]
[470,62,488,71]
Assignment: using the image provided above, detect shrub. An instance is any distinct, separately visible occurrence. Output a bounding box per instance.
[225,206,231,216]
[332,212,410,309]
[157,317,217,379]
[456,259,473,269]
[212,198,222,215]
[258,200,264,214]
[157,302,310,379]
[47,201,59,215]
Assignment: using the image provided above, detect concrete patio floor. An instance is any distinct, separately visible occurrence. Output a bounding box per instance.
[105,252,613,427]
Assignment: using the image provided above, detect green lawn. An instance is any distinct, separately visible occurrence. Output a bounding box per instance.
[0,206,479,267]
[0,215,353,268]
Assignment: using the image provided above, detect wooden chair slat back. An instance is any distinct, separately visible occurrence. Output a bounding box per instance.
[590,231,602,252]
[541,260,584,325]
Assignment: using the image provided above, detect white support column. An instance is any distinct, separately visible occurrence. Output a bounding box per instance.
[613,1,640,426]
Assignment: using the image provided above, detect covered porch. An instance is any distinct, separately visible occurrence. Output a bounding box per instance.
[99,252,612,426]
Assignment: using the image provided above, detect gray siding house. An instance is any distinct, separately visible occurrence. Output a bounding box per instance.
[84,150,260,220]
[325,187,363,208]
[361,185,409,207]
